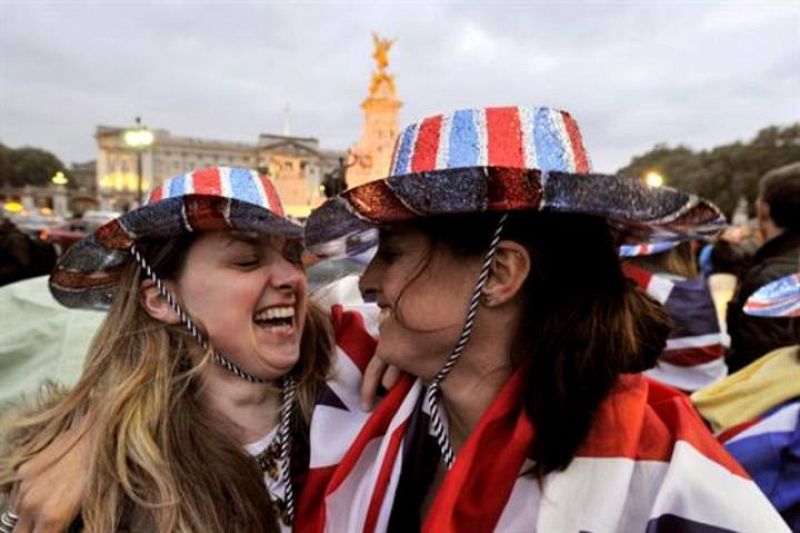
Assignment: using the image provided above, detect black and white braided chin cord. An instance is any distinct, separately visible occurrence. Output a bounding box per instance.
[277,375,296,524]
[425,213,509,469]
[130,243,297,524]
[130,244,270,384]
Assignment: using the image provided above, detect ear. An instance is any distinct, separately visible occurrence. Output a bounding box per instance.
[481,240,531,307]
[140,279,181,325]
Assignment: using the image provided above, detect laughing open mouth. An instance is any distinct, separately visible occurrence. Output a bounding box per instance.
[253,306,295,331]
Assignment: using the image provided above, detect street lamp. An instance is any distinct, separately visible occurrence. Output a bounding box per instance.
[51,171,68,186]
[124,116,155,206]
[644,170,665,188]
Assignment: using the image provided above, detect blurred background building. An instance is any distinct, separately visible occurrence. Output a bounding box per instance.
[95,127,344,217]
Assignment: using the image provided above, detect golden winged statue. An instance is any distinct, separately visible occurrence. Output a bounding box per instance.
[372,32,395,71]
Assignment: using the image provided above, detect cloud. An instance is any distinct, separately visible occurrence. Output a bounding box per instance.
[0,2,797,173]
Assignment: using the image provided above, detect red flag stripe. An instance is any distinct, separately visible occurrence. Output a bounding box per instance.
[486,107,524,168]
[331,305,377,374]
[717,418,762,444]
[191,167,222,196]
[363,420,411,533]
[260,174,284,216]
[411,115,443,173]
[148,186,163,203]
[562,111,590,172]
[662,345,725,366]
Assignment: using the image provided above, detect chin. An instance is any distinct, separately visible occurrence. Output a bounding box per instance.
[263,349,301,375]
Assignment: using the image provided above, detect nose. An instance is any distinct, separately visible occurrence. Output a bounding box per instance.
[270,254,304,294]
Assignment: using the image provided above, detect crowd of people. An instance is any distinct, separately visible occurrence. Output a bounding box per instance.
[0,106,798,532]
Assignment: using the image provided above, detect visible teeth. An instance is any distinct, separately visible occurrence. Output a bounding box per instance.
[254,306,294,322]
[263,323,292,332]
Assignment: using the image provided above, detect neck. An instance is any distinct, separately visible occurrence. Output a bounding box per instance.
[438,317,516,451]
[199,360,282,446]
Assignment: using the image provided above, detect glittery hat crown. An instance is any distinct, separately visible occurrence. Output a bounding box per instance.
[147,166,285,214]
[389,106,591,176]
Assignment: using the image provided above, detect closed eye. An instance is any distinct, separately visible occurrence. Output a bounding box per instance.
[234,257,260,268]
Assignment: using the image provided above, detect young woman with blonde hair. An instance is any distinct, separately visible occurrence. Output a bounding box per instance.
[1,167,332,532]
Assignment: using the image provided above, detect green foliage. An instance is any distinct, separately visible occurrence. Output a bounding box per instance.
[0,143,69,189]
[617,124,800,216]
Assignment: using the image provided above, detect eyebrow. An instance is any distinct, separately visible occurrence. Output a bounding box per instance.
[223,232,264,248]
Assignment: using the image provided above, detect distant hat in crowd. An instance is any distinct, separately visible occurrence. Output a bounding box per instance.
[619,242,680,258]
[744,273,800,318]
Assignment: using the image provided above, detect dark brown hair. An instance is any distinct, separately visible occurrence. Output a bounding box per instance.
[760,162,800,230]
[411,211,670,478]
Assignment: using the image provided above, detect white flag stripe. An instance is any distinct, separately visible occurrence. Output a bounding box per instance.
[646,275,674,304]
[645,358,727,392]
[725,402,800,445]
[665,333,724,350]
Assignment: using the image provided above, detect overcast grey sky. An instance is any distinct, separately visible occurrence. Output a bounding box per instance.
[1,1,798,172]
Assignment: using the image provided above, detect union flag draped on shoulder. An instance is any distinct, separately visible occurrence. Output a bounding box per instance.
[693,345,800,530]
[296,304,788,532]
[622,263,727,392]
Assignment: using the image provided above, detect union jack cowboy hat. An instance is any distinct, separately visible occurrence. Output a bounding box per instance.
[50,166,302,309]
[305,106,728,471]
[306,106,726,249]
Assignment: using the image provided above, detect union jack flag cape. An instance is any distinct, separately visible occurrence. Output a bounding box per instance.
[622,264,727,392]
[693,345,800,530]
[296,301,788,532]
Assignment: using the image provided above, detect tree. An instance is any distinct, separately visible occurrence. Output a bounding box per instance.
[0,144,12,191]
[618,124,800,216]
[0,144,68,189]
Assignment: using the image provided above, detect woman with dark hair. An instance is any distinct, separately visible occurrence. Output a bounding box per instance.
[620,241,727,392]
[298,107,788,531]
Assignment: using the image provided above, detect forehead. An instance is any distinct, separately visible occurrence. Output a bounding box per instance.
[379,224,426,244]
[192,230,293,251]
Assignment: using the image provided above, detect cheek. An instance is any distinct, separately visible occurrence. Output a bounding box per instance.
[394,273,472,331]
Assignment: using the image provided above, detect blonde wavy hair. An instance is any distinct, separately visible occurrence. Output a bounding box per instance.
[0,234,332,532]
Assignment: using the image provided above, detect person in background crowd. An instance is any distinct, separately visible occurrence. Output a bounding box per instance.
[710,221,762,278]
[726,162,800,372]
[296,106,787,531]
[0,218,55,287]
[621,241,727,392]
[693,271,800,529]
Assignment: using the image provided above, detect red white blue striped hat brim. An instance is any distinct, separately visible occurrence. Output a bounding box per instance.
[744,273,800,318]
[50,167,302,309]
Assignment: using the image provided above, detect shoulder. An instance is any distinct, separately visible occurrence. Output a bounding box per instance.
[579,375,746,475]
